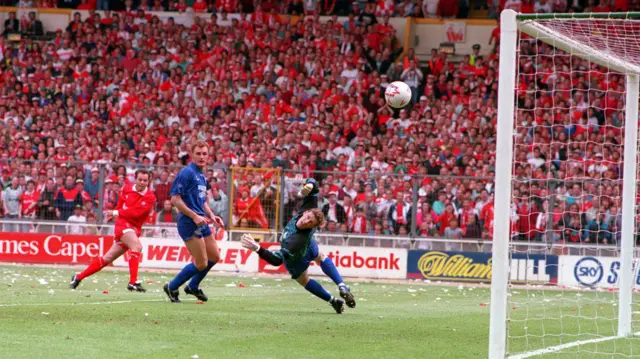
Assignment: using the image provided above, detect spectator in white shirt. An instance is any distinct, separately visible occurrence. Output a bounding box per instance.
[166,107,181,127]
[340,62,359,83]
[400,61,423,104]
[332,136,354,158]
[66,205,87,235]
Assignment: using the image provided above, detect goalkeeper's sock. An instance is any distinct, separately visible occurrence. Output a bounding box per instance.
[304,279,332,302]
[188,260,216,290]
[77,256,106,281]
[320,257,345,287]
[128,251,141,284]
[168,263,199,291]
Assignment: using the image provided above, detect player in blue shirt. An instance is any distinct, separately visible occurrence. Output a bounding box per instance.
[241,178,356,314]
[163,141,224,303]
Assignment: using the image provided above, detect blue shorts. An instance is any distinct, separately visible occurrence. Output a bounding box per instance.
[284,239,319,280]
[177,216,212,241]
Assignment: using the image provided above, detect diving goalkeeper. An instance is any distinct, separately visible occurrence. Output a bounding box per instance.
[241,178,356,314]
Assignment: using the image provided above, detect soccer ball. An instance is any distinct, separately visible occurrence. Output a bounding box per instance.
[385,81,412,109]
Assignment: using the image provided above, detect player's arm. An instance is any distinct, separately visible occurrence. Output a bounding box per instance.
[105,186,126,219]
[171,194,203,222]
[297,178,319,214]
[115,196,155,220]
[240,234,283,266]
[115,186,125,209]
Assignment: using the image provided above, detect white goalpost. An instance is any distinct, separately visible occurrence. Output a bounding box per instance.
[490,10,640,358]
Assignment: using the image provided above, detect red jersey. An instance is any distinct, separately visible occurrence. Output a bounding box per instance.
[480,202,494,234]
[21,190,40,217]
[235,197,251,217]
[115,183,156,231]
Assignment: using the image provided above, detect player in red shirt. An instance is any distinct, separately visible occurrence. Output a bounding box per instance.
[70,170,156,292]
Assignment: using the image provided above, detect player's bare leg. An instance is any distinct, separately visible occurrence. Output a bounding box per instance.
[164,236,207,303]
[70,243,127,289]
[295,269,345,314]
[119,231,146,292]
[314,252,355,308]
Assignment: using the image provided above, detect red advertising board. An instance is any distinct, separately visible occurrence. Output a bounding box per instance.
[0,232,113,265]
[258,243,408,279]
[112,238,259,272]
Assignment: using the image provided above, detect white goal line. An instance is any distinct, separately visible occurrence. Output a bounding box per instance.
[508,332,640,359]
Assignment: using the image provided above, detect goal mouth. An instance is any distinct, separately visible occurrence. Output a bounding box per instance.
[490,10,640,359]
[516,12,640,74]
[517,12,640,20]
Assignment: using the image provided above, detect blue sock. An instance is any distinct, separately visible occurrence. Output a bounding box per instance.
[304,279,332,302]
[168,263,199,291]
[321,257,345,287]
[188,260,216,290]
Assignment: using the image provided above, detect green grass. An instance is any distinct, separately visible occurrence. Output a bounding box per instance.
[1,266,640,359]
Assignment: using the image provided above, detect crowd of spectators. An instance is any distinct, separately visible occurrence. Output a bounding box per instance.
[6,0,638,20]
[0,0,633,247]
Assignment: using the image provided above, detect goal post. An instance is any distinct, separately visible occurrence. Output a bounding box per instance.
[618,73,639,338]
[489,9,519,359]
[490,10,640,358]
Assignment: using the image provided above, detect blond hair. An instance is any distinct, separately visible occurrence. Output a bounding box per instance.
[190,140,209,153]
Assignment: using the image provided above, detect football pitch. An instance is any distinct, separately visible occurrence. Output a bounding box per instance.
[1,265,638,359]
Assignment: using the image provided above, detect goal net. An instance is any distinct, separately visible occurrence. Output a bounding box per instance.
[490,11,640,358]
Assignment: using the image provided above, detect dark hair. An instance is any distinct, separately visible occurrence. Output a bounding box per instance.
[135,169,151,179]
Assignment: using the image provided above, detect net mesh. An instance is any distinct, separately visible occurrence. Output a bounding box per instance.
[505,15,640,358]
[524,17,640,69]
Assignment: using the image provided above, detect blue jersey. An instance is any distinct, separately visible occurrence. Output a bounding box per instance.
[170,163,208,219]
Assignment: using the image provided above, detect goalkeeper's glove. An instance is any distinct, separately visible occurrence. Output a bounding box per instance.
[240,234,260,252]
[299,178,319,196]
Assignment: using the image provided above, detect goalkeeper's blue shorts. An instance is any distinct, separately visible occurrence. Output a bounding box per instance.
[284,239,319,280]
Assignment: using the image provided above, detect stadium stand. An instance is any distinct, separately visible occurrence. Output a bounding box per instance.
[0,1,631,249]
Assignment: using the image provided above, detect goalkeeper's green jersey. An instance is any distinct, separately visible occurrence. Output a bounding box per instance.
[275,186,318,262]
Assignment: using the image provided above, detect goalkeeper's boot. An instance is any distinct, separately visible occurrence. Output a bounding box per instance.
[184,285,208,302]
[330,298,345,314]
[163,284,181,303]
[339,285,356,308]
[127,281,147,292]
[69,275,82,290]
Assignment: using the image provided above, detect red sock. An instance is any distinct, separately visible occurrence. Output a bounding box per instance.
[77,257,106,281]
[128,251,141,284]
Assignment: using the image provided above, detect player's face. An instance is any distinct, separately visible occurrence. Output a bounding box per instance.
[297,211,319,230]
[192,145,209,168]
[135,173,150,192]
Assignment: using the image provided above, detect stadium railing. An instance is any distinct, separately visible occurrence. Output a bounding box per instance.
[0,159,630,255]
